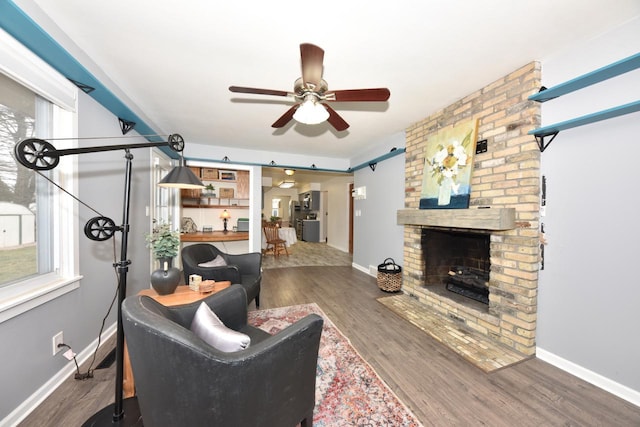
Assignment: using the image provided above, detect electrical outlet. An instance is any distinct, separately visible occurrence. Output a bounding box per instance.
[52,331,64,356]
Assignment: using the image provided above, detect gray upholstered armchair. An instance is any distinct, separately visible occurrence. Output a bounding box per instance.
[181,243,261,307]
[122,285,323,427]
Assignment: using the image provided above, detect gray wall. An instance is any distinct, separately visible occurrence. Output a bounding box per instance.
[351,133,406,274]
[0,91,152,421]
[76,89,153,299]
[537,17,640,395]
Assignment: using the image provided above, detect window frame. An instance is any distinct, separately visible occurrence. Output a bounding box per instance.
[0,28,81,323]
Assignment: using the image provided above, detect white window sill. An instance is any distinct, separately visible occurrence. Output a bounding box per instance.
[0,274,83,323]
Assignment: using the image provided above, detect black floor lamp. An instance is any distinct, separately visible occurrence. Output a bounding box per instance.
[14,134,203,426]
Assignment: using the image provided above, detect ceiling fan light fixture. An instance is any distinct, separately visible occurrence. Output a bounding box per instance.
[279,180,296,189]
[293,95,329,125]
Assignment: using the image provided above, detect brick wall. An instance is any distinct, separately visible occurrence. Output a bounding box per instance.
[402,62,542,355]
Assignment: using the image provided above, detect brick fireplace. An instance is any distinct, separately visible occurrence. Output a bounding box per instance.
[397,62,542,357]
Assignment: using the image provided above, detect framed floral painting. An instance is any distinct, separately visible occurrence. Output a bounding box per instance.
[419,118,478,209]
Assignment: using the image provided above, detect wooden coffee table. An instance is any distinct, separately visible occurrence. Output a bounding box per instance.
[123,282,231,397]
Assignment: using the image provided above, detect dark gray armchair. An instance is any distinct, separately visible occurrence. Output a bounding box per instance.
[122,284,323,427]
[181,243,261,307]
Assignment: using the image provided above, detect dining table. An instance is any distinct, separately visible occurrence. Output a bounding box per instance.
[261,226,297,250]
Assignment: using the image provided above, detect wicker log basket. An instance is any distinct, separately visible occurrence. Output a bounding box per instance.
[377,258,402,292]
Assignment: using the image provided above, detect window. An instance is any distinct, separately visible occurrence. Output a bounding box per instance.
[271,198,281,218]
[0,73,46,284]
[0,29,79,322]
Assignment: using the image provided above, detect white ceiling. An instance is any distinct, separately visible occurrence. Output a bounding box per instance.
[28,0,640,162]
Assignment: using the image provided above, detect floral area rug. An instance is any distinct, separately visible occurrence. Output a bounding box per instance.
[248,303,423,427]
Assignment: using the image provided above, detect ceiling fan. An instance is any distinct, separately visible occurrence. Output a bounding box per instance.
[229,43,390,131]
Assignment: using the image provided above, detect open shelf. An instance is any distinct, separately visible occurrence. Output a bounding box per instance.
[528,52,640,152]
[529,100,640,151]
[182,204,249,209]
[529,52,640,102]
[182,198,249,209]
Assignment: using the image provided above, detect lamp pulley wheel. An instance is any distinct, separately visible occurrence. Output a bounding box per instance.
[168,134,184,152]
[14,138,60,170]
[84,216,117,241]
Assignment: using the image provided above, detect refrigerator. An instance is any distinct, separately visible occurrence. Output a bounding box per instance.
[289,200,302,222]
[290,201,302,238]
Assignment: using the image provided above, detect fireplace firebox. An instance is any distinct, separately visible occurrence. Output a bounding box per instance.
[421,229,490,304]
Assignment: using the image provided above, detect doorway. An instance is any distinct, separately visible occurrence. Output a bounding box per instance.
[349,183,354,253]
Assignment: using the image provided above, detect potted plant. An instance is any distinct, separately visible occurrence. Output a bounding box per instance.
[269,216,282,227]
[145,222,180,264]
[145,222,181,295]
[203,183,216,198]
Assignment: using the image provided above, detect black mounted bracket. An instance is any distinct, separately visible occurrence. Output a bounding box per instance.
[533,86,559,102]
[534,131,559,153]
[369,163,377,171]
[118,118,136,135]
[68,78,95,94]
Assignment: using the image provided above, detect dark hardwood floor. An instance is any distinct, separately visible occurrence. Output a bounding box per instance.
[19,266,640,426]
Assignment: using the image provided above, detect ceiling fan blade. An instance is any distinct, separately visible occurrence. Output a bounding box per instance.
[300,43,324,89]
[326,88,391,102]
[322,104,349,131]
[229,86,290,97]
[272,104,299,128]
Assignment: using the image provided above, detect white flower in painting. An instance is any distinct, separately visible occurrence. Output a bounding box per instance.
[433,147,448,165]
[427,138,470,186]
[452,140,467,165]
[441,165,456,178]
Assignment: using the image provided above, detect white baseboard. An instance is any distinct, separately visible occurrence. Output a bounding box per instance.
[351,262,373,276]
[536,347,640,408]
[326,242,348,253]
[2,323,117,427]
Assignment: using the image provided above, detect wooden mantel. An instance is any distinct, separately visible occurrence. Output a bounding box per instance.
[397,208,515,231]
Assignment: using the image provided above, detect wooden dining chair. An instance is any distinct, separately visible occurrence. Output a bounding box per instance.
[263,225,289,257]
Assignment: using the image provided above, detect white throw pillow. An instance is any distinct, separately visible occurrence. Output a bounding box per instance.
[198,255,227,268]
[190,302,250,352]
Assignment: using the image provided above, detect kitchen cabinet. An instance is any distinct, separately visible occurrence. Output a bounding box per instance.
[301,191,320,211]
[302,220,320,242]
[310,191,320,211]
